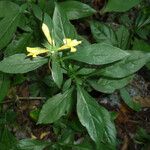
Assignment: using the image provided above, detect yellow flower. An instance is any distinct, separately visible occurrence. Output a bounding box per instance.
[31,133,37,140]
[58,38,82,52]
[42,23,53,45]
[40,132,50,139]
[27,47,49,58]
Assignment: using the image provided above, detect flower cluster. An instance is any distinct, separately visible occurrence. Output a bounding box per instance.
[27,23,81,58]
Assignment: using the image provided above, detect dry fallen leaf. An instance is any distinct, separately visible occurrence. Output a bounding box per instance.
[116,104,131,124]
[121,135,129,150]
[133,96,150,107]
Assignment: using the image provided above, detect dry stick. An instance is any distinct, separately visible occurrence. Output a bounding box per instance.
[121,135,129,150]
[0,96,46,104]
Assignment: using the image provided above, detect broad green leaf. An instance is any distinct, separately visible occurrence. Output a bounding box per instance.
[53,3,77,46]
[0,1,21,50]
[104,0,141,12]
[88,75,133,94]
[0,15,21,50]
[69,43,129,65]
[18,139,49,150]
[116,26,130,49]
[52,56,63,88]
[132,39,150,52]
[38,0,55,17]
[77,86,116,149]
[4,33,32,57]
[0,1,19,17]
[0,54,48,74]
[0,74,10,102]
[120,88,141,111]
[77,68,96,75]
[17,14,32,32]
[60,1,96,20]
[99,51,148,78]
[146,63,150,70]
[38,88,73,124]
[32,4,43,21]
[90,21,117,46]
[62,78,72,92]
[59,129,74,144]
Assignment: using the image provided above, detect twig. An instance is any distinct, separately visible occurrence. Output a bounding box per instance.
[0,96,46,104]
[121,135,129,150]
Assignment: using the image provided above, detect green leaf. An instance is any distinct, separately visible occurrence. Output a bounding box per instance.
[0,15,21,50]
[88,75,133,94]
[132,39,150,52]
[32,4,43,21]
[0,128,18,150]
[135,128,150,144]
[90,21,117,46]
[53,3,77,46]
[4,33,32,57]
[135,11,150,29]
[77,68,96,75]
[0,110,16,125]
[116,25,130,49]
[38,0,55,17]
[62,78,72,92]
[18,139,49,150]
[0,73,10,102]
[0,1,21,50]
[52,56,63,88]
[29,108,40,121]
[0,1,20,17]
[60,1,96,20]
[104,0,141,12]
[59,129,74,144]
[0,54,48,74]
[136,26,150,40]
[38,88,73,124]
[77,86,116,149]
[146,62,150,70]
[99,51,147,78]
[69,43,129,65]
[120,88,141,111]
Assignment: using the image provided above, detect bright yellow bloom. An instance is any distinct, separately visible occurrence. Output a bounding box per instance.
[31,133,37,140]
[42,23,53,45]
[27,24,81,57]
[27,47,49,57]
[58,38,82,52]
[40,132,50,139]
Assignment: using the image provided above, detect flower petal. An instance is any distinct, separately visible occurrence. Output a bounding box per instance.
[42,23,52,45]
[26,47,49,58]
[71,39,82,47]
[63,38,72,44]
[70,47,76,52]
[58,38,81,52]
[58,45,70,50]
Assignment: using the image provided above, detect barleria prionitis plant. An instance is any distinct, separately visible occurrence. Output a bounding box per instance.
[0,0,150,150]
